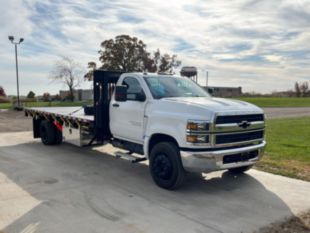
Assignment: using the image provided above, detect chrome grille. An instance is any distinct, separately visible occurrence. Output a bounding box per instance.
[215,130,264,145]
[212,114,265,147]
[215,114,264,124]
[184,113,265,148]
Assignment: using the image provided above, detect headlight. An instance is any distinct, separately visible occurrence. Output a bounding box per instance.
[187,121,209,131]
[186,121,210,144]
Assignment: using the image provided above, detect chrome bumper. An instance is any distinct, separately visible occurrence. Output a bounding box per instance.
[180,141,266,173]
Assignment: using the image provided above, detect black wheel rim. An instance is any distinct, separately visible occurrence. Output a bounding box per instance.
[152,153,173,180]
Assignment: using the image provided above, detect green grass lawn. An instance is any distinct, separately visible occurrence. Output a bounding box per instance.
[0,102,12,109]
[1,97,310,109]
[0,101,92,109]
[256,117,310,181]
[236,97,310,107]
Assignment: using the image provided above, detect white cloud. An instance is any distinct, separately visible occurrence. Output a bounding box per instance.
[0,0,309,95]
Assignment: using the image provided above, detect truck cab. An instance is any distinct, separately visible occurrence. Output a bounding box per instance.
[109,73,266,189]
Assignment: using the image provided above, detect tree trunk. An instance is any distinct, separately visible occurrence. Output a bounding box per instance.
[69,87,74,102]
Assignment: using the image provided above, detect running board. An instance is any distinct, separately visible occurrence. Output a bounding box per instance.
[114,151,147,163]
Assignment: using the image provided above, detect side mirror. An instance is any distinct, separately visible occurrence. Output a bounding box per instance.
[115,85,127,102]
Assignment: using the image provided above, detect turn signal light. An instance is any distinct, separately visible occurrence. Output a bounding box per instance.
[186,135,209,143]
[187,122,198,130]
[187,121,209,131]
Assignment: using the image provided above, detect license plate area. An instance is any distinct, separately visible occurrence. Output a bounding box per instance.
[223,150,258,164]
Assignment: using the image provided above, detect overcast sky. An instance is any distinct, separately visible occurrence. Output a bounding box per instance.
[1,0,310,95]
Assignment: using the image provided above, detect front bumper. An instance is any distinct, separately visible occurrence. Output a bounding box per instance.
[180,141,266,173]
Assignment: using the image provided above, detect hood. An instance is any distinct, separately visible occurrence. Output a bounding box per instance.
[162,97,263,113]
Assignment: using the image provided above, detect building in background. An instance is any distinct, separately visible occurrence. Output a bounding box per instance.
[203,86,242,97]
[180,66,242,97]
[59,89,93,101]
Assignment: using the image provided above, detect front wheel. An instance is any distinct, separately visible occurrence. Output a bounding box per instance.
[228,165,253,174]
[149,142,185,190]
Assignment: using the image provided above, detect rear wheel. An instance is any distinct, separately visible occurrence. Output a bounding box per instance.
[149,142,185,190]
[40,120,62,145]
[54,129,63,144]
[228,165,253,174]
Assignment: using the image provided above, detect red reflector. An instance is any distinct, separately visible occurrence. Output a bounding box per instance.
[54,120,63,132]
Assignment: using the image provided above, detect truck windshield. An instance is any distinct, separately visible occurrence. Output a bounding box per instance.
[144,75,210,99]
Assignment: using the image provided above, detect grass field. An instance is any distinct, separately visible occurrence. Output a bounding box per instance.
[0,101,91,109]
[0,103,11,109]
[256,117,310,181]
[236,97,310,107]
[1,97,310,109]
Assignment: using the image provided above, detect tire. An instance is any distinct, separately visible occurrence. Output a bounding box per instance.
[54,128,63,145]
[149,142,185,190]
[40,120,62,145]
[228,165,253,174]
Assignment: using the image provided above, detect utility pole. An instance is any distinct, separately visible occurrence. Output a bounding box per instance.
[8,36,24,110]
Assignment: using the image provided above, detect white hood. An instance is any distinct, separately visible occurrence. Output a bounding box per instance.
[162,97,263,113]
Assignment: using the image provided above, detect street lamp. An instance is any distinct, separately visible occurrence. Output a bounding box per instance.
[8,35,24,110]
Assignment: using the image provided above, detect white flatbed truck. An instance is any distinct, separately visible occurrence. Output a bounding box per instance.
[25,70,266,189]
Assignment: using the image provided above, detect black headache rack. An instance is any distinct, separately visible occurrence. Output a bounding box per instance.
[93,70,124,142]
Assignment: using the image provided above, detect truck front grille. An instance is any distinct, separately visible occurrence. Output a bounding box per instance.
[215,130,264,145]
[212,113,265,146]
[215,114,264,124]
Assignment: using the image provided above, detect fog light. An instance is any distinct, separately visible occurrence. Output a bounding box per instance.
[186,135,209,143]
[187,135,197,143]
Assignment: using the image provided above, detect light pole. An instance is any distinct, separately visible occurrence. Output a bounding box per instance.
[8,35,24,109]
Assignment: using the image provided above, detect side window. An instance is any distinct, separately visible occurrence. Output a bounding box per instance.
[122,77,146,101]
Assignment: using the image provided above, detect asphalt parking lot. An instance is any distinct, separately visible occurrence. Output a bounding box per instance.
[0,131,310,233]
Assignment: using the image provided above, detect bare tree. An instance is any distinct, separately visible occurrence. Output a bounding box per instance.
[50,57,83,101]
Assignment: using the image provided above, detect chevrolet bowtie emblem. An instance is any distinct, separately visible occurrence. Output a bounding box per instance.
[238,121,251,129]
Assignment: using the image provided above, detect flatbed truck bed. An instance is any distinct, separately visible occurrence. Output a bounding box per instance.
[25,71,124,148]
[25,107,94,123]
[25,106,96,147]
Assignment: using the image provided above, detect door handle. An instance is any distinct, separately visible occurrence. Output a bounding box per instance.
[112,103,119,107]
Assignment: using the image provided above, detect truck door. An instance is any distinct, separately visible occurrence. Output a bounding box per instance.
[110,76,147,143]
